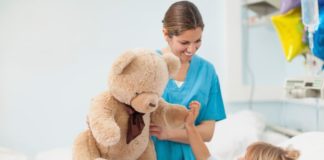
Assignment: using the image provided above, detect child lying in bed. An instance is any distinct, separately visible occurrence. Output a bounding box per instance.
[186,102,300,160]
[239,141,300,160]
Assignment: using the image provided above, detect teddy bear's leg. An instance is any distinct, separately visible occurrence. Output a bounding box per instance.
[137,139,156,160]
[73,130,102,160]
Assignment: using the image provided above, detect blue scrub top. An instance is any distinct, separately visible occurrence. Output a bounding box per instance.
[152,51,226,160]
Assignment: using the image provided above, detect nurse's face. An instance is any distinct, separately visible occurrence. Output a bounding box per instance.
[164,27,202,63]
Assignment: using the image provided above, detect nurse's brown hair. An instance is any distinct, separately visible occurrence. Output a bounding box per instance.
[162,1,204,37]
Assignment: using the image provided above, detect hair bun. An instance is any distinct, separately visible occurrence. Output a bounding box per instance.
[284,149,300,159]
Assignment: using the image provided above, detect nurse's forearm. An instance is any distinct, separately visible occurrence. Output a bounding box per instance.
[167,121,215,144]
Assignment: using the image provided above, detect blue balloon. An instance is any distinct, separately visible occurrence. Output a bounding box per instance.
[313,5,324,61]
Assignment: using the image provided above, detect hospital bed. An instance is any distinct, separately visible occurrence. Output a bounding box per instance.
[1,110,323,160]
[206,110,324,160]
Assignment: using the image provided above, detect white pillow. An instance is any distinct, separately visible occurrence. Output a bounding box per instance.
[0,147,28,160]
[206,110,266,160]
[279,132,324,160]
[260,130,290,145]
[35,147,72,160]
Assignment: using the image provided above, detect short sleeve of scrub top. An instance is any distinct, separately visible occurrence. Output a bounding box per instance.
[152,52,226,160]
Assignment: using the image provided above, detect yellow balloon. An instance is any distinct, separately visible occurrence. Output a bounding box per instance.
[271,8,307,62]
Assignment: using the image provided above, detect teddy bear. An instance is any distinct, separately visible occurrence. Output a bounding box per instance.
[73,49,189,160]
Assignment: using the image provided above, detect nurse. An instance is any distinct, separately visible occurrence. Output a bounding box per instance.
[150,1,226,160]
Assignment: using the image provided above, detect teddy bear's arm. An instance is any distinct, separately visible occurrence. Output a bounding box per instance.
[137,139,156,160]
[151,98,188,129]
[88,95,121,147]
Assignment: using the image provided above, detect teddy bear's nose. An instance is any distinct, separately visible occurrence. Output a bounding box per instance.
[149,103,156,107]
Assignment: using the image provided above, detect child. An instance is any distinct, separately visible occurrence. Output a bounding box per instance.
[186,103,300,160]
[239,141,300,160]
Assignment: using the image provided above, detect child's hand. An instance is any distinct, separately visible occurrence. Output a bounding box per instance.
[185,101,200,127]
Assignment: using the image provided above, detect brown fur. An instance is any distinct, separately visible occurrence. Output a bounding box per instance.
[73,49,188,160]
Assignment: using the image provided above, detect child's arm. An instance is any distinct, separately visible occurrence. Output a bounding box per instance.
[185,101,211,160]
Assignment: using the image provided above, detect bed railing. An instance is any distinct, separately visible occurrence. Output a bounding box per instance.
[267,124,303,137]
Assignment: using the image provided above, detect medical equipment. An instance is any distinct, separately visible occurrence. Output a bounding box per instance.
[285,76,324,131]
[245,0,280,16]
[301,0,320,50]
[285,76,324,99]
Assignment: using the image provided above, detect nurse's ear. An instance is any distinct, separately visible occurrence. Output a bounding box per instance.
[162,53,181,78]
[162,28,170,41]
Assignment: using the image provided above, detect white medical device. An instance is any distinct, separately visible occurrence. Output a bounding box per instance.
[285,76,324,99]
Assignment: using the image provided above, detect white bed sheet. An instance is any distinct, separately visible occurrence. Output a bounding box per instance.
[0,147,28,160]
[206,110,324,160]
[279,132,324,160]
[34,147,72,160]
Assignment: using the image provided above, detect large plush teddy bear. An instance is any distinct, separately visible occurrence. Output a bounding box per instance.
[73,49,189,160]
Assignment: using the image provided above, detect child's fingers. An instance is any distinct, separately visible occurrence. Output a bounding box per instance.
[190,101,200,106]
[190,105,197,112]
[185,110,194,123]
[190,101,201,109]
[187,110,193,118]
[189,101,200,116]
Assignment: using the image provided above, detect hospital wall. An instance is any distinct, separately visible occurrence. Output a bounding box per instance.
[227,101,324,132]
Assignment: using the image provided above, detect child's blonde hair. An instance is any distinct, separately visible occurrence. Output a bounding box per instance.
[244,142,300,160]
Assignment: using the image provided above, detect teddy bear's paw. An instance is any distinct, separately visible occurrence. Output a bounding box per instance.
[165,106,188,128]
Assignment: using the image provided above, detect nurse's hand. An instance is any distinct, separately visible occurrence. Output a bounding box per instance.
[150,124,170,140]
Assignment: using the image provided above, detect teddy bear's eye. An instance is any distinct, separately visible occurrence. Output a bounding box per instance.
[135,92,140,95]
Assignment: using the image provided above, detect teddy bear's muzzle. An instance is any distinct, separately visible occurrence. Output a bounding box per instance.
[130,92,160,113]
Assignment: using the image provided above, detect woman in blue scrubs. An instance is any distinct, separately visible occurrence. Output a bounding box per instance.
[150,1,226,160]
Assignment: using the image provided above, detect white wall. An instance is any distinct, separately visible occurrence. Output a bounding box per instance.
[0,0,226,155]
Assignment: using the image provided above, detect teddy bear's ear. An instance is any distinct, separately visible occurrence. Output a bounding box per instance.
[163,53,181,78]
[111,51,136,75]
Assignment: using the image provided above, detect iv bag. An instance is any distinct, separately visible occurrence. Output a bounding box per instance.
[301,0,320,50]
[301,0,319,33]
